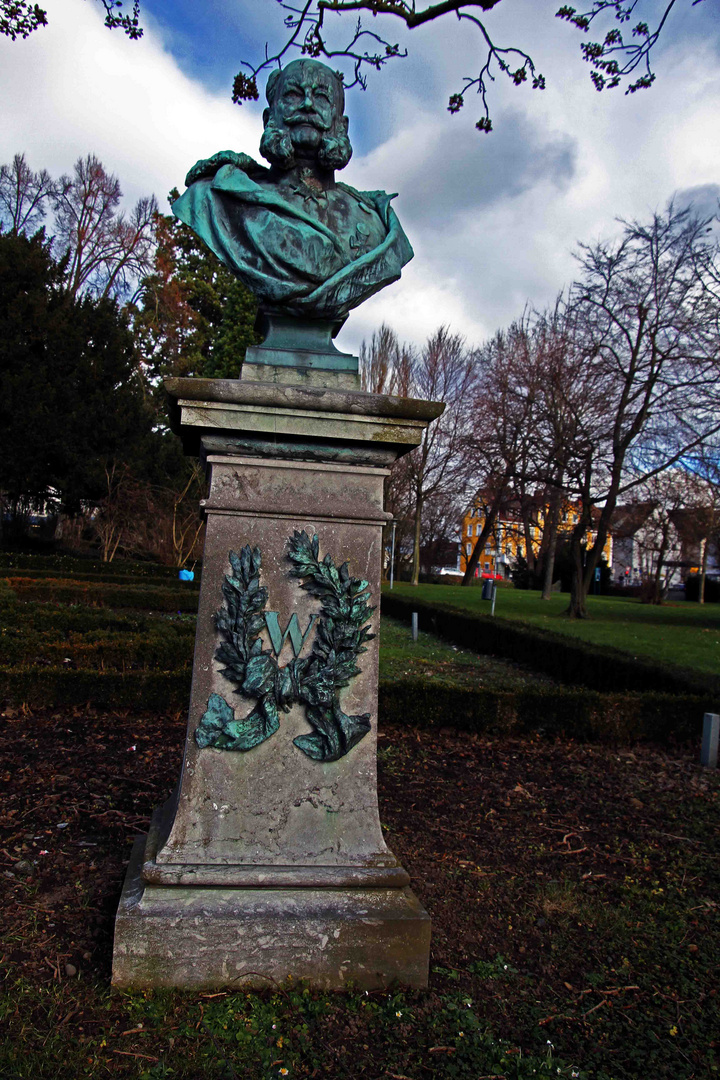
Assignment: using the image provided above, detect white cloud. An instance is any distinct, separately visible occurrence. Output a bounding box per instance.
[339,1,720,351]
[0,0,264,205]
[2,0,718,359]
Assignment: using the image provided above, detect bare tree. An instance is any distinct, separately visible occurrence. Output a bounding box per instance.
[51,154,157,301]
[360,323,402,396]
[626,470,689,603]
[0,153,54,236]
[560,202,720,617]
[166,463,205,569]
[420,487,464,575]
[461,315,546,584]
[527,301,609,599]
[404,326,475,585]
[359,323,417,578]
[92,462,156,563]
[681,450,720,603]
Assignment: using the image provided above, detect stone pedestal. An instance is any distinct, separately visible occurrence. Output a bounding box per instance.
[112,374,442,990]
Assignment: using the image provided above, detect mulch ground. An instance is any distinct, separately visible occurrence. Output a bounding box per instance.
[1,705,718,1079]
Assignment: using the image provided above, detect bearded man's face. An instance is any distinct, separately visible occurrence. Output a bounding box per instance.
[275,65,336,153]
[260,60,352,172]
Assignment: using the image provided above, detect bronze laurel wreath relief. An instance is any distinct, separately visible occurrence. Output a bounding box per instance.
[194,530,375,762]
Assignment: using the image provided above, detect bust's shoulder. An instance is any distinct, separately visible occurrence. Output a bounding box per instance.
[335,183,397,222]
[185,151,269,188]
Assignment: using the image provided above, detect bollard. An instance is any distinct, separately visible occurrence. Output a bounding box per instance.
[411,612,418,642]
[701,712,719,768]
[491,584,497,617]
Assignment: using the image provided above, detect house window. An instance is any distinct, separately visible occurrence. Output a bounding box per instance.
[466,543,471,557]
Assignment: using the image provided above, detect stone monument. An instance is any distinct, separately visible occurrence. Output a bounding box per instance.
[112,58,443,990]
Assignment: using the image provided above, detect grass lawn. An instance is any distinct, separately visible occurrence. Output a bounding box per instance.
[380,615,556,689]
[386,584,720,677]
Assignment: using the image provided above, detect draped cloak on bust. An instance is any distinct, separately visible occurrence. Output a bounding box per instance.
[172,160,413,321]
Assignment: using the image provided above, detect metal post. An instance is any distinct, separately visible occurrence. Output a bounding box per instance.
[701,712,719,768]
[390,520,396,590]
[411,612,418,642]
[491,584,497,617]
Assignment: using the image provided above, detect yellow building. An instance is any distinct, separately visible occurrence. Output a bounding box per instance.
[460,497,613,577]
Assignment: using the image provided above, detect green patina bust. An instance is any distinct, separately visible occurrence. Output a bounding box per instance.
[172,59,413,324]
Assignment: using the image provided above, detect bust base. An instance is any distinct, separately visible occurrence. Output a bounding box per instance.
[244,314,359,390]
[113,836,431,990]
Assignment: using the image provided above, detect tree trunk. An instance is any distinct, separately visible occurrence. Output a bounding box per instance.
[461,510,499,586]
[566,533,589,618]
[650,526,671,605]
[410,491,423,586]
[699,537,708,604]
[566,517,606,618]
[565,467,620,618]
[461,480,512,587]
[541,502,560,600]
[522,512,536,575]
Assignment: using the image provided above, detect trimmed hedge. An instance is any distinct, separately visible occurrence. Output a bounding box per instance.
[0,552,194,579]
[2,566,200,588]
[0,582,712,744]
[0,628,194,671]
[381,593,720,704]
[0,664,707,743]
[0,594,197,633]
[3,577,199,612]
[0,666,192,710]
[379,678,708,744]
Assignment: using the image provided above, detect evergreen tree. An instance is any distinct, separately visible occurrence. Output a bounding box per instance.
[0,230,154,525]
[133,195,258,382]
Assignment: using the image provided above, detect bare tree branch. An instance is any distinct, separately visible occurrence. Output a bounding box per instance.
[233,0,703,132]
[556,0,706,94]
[0,0,142,40]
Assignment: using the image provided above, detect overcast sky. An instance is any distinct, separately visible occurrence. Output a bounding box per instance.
[1,0,719,354]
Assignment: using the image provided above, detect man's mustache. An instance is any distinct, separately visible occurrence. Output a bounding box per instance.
[284,113,331,131]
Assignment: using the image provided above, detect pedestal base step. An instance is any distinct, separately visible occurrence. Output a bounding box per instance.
[113,837,431,990]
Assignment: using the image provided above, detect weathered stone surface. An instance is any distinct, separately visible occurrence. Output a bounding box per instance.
[151,470,393,880]
[114,837,431,991]
[112,377,437,989]
[201,434,397,467]
[164,380,441,460]
[203,455,388,519]
[165,377,444,423]
[241,361,360,391]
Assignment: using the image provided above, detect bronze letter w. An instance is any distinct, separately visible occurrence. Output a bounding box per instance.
[263,612,318,658]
